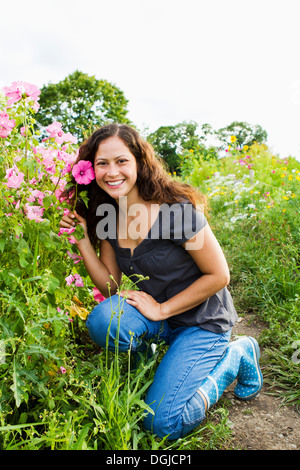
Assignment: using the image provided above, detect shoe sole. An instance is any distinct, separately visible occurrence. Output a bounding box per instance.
[234,336,263,400]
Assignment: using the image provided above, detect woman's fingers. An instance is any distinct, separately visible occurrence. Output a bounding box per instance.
[59,211,87,229]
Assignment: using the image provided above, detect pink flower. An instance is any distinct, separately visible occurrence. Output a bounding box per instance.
[46,121,64,137]
[22,82,40,102]
[65,274,75,286]
[2,82,22,106]
[0,111,16,138]
[59,366,66,374]
[2,81,40,108]
[72,160,95,185]
[93,287,106,303]
[58,227,75,236]
[65,273,84,287]
[67,250,83,265]
[74,274,84,287]
[5,165,24,188]
[25,204,45,222]
[46,121,77,145]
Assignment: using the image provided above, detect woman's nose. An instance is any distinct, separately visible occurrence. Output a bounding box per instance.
[106,163,119,177]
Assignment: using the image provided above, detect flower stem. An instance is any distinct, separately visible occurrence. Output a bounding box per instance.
[32,231,39,277]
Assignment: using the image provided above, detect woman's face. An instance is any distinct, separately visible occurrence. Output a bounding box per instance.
[94,135,139,203]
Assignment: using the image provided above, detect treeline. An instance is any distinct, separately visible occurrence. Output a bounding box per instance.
[36,71,268,173]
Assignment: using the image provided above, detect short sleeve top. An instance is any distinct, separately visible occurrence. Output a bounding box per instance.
[106,201,238,334]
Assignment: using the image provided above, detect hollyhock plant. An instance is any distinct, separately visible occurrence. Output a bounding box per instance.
[72,160,95,185]
[74,273,84,287]
[25,203,45,222]
[2,81,40,110]
[65,274,75,286]
[5,165,25,189]
[46,121,77,145]
[0,111,16,138]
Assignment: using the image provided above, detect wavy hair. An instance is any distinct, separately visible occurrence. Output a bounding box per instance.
[62,123,206,248]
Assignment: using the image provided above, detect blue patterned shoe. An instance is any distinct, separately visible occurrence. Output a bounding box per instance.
[234,336,263,400]
[197,336,263,410]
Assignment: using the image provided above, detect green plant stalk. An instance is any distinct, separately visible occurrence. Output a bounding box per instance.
[32,231,39,277]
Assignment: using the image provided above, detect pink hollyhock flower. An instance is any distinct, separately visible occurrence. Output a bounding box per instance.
[74,273,84,287]
[25,204,45,222]
[5,165,24,189]
[2,82,23,106]
[0,111,16,138]
[67,250,83,265]
[65,274,75,286]
[46,121,77,145]
[22,82,40,102]
[72,160,95,185]
[62,163,72,176]
[58,227,75,236]
[46,121,64,137]
[2,81,40,108]
[93,287,106,303]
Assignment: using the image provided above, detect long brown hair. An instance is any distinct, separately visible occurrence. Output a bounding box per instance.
[62,123,206,248]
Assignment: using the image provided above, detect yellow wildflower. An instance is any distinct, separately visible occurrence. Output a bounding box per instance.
[230,135,237,143]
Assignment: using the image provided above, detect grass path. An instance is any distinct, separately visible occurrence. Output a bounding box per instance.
[223,313,300,450]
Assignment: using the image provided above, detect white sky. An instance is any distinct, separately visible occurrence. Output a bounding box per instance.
[1,0,300,159]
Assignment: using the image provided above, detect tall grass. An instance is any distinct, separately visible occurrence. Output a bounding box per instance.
[184,143,300,407]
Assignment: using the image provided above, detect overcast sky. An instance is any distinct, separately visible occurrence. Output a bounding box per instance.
[1,0,300,159]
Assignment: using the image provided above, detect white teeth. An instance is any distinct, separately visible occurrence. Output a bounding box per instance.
[106,180,124,186]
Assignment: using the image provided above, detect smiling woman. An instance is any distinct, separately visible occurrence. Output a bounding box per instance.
[59,123,263,440]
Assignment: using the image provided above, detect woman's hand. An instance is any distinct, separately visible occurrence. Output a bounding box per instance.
[119,290,165,322]
[59,210,89,247]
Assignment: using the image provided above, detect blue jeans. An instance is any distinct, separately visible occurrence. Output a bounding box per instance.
[86,294,231,440]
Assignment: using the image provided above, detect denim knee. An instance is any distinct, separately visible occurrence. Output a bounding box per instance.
[86,294,151,352]
[86,295,131,350]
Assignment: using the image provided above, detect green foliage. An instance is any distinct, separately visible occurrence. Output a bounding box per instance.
[35,71,131,142]
[147,121,202,173]
[217,121,268,148]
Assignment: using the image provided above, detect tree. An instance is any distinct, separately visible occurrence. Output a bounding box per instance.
[147,121,201,172]
[216,121,268,148]
[35,71,131,142]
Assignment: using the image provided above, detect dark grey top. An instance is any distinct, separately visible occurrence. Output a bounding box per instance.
[106,201,238,334]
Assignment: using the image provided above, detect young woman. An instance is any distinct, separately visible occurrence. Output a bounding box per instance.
[60,123,263,440]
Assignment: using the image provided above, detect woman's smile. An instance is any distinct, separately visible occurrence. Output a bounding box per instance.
[105,179,125,188]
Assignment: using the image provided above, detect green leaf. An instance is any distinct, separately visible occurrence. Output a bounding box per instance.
[44,276,60,294]
[10,357,25,408]
[79,190,90,209]
[0,237,6,253]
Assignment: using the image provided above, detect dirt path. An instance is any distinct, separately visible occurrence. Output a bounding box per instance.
[224,314,300,450]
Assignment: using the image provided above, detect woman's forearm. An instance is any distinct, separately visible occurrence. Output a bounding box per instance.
[160,272,229,319]
[77,238,118,297]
